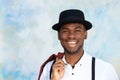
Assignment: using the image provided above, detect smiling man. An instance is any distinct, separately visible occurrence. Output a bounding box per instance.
[38,9,119,80]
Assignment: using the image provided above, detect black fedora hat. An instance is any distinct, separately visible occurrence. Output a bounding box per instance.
[52,9,92,31]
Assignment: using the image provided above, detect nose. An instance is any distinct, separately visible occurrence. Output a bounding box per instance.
[68,31,75,39]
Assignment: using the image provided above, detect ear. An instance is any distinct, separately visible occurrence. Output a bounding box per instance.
[84,31,87,39]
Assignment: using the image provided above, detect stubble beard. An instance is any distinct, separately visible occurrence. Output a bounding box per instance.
[62,43,84,55]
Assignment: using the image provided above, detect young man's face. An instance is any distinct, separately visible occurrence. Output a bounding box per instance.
[58,23,87,54]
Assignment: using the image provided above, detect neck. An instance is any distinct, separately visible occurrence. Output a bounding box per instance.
[65,50,84,66]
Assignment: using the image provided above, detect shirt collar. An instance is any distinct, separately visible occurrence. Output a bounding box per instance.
[62,52,90,66]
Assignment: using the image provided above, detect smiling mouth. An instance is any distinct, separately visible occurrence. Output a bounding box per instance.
[67,41,77,47]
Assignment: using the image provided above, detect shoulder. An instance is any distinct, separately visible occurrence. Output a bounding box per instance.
[43,60,54,71]
[85,52,112,66]
[95,57,113,68]
[95,58,119,79]
[85,52,115,70]
[40,60,54,80]
[86,52,119,79]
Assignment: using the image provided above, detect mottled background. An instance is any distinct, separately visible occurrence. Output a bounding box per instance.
[0,0,120,80]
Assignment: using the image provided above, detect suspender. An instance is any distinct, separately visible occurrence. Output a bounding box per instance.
[50,60,55,79]
[50,57,96,80]
[92,57,95,80]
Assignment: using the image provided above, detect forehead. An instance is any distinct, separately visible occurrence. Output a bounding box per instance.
[60,23,85,30]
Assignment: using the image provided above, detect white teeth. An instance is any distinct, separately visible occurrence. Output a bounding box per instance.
[68,42,76,44]
[67,42,76,47]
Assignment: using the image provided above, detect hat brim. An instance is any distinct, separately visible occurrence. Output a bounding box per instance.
[52,17,92,31]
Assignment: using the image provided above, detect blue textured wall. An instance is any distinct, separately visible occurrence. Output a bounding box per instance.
[0,0,120,80]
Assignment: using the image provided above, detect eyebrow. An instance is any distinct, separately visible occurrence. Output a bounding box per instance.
[76,26,82,29]
[76,25,86,30]
[74,25,85,30]
[60,27,68,30]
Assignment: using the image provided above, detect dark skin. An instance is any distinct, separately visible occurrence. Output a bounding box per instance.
[51,23,87,80]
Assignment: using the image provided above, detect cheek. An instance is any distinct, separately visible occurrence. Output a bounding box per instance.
[59,37,66,42]
[58,33,67,40]
[78,32,87,39]
[58,35,66,45]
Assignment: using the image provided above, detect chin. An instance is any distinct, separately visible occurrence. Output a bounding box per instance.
[65,49,80,55]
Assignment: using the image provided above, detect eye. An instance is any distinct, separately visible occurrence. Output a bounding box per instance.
[61,29,68,33]
[75,29,81,32]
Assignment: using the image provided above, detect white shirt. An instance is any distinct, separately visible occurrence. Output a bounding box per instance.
[40,52,119,80]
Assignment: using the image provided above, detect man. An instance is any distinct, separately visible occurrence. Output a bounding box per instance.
[38,9,119,80]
